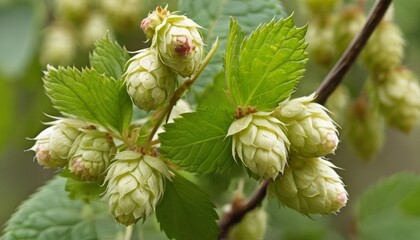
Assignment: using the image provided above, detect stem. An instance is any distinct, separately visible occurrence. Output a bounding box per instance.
[218,0,392,238]
[315,0,392,105]
[144,38,220,149]
[124,225,133,240]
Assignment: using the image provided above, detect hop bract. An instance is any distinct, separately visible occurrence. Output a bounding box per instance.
[151,11,204,77]
[104,151,171,225]
[370,67,420,133]
[140,6,169,40]
[228,207,267,240]
[125,48,177,111]
[68,128,116,181]
[271,157,347,215]
[31,118,86,168]
[273,94,338,158]
[227,111,290,180]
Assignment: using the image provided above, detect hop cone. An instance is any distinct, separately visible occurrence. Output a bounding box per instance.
[326,85,351,125]
[302,0,341,17]
[228,207,267,240]
[306,18,335,67]
[31,118,86,168]
[125,48,177,111]
[140,6,169,39]
[151,12,204,77]
[346,97,385,160]
[334,6,366,56]
[104,151,171,225]
[370,67,420,133]
[227,111,290,180]
[271,157,347,215]
[68,128,116,181]
[273,94,339,158]
[362,21,404,73]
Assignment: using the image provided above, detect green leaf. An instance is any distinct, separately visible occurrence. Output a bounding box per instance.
[1,177,113,240]
[156,173,219,240]
[178,0,285,96]
[159,109,236,174]
[228,15,308,110]
[356,173,420,240]
[65,178,105,203]
[90,35,130,80]
[197,71,232,110]
[43,66,133,134]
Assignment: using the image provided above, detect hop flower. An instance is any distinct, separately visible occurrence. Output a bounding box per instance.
[302,0,341,18]
[270,156,347,215]
[346,97,385,160]
[273,94,339,158]
[151,10,204,77]
[306,18,335,67]
[362,21,404,73]
[370,67,420,133]
[125,48,177,111]
[227,111,290,180]
[228,207,267,240]
[40,23,76,66]
[68,128,116,181]
[334,6,366,56]
[140,6,169,39]
[325,85,351,125]
[31,118,86,168]
[104,151,171,225]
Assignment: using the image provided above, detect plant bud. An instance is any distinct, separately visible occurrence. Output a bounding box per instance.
[306,18,335,67]
[361,21,404,73]
[345,97,385,160]
[271,156,347,215]
[140,6,169,39]
[302,0,341,18]
[68,128,116,181]
[227,111,290,180]
[151,12,204,77]
[31,118,86,168]
[228,207,267,240]
[104,151,171,225]
[40,23,76,66]
[273,94,339,158]
[124,48,177,111]
[370,67,420,133]
[334,6,366,56]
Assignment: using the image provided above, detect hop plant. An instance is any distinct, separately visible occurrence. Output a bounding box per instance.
[271,156,347,215]
[346,97,385,160]
[31,118,86,168]
[334,6,366,56]
[148,8,204,77]
[306,18,335,67]
[227,111,290,180]
[104,151,171,225]
[68,128,116,181]
[124,48,177,111]
[370,67,420,133]
[326,85,351,125]
[273,94,339,158]
[362,21,404,73]
[228,207,267,240]
[40,23,76,66]
[302,0,341,18]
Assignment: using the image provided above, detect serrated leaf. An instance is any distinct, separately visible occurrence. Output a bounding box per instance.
[43,66,133,134]
[228,15,308,110]
[159,109,236,174]
[90,35,130,80]
[178,0,285,97]
[197,71,232,110]
[1,177,113,240]
[356,173,420,240]
[156,173,219,240]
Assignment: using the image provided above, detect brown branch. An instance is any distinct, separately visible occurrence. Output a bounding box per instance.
[218,0,392,238]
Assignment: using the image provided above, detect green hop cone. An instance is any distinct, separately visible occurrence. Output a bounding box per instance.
[31,118,86,168]
[370,67,420,133]
[140,6,169,40]
[362,21,404,73]
[228,207,267,240]
[68,128,116,181]
[227,111,290,180]
[306,18,335,67]
[104,151,171,225]
[270,156,347,215]
[124,48,177,111]
[302,0,341,18]
[346,97,385,160]
[326,85,351,125]
[334,6,366,56]
[40,23,76,66]
[273,94,339,158]
[151,11,204,77]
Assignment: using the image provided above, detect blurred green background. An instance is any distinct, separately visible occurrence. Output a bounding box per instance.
[1,0,420,238]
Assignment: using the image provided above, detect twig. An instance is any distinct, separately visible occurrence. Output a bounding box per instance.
[217,0,392,238]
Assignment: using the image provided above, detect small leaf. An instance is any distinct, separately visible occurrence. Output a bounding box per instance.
[156,173,219,240]
[228,15,308,110]
[159,109,236,174]
[65,178,105,203]
[43,66,133,134]
[178,0,285,96]
[90,35,130,80]
[1,177,110,240]
[356,173,420,240]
